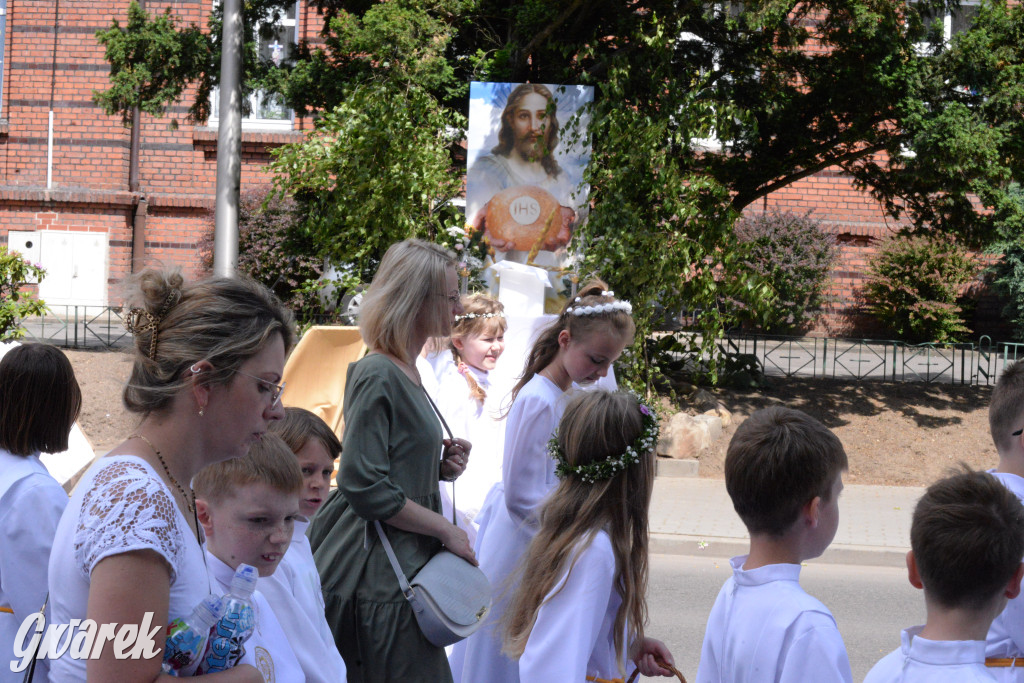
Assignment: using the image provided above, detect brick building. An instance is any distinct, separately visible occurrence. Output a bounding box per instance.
[0,0,999,337]
[0,0,317,308]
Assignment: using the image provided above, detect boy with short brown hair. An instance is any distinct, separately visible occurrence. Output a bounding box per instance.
[866,470,1024,682]
[696,406,852,683]
[194,433,304,682]
[985,360,1024,679]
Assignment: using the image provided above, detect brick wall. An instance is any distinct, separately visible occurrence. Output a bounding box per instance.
[0,0,319,303]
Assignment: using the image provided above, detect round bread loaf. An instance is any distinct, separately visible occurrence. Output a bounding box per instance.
[484,185,562,252]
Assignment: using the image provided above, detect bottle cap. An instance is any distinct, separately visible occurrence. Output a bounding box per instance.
[229,563,259,596]
[196,594,223,624]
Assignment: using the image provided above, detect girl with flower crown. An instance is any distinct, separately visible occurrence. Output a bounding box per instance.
[451,279,635,683]
[431,293,509,546]
[504,390,676,681]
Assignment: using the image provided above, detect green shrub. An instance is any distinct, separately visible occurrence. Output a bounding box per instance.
[199,187,337,327]
[862,234,978,343]
[0,247,46,340]
[731,210,837,333]
[989,238,1024,341]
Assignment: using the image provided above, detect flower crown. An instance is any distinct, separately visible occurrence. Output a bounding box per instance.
[455,311,505,322]
[550,394,660,484]
[564,290,633,317]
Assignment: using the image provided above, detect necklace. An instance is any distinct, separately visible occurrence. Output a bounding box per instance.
[129,433,195,514]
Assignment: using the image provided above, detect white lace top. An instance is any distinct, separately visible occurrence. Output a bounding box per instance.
[47,455,212,680]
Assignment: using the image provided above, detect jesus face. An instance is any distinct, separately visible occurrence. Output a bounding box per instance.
[511,92,552,162]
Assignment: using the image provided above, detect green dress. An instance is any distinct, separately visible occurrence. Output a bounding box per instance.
[308,353,450,683]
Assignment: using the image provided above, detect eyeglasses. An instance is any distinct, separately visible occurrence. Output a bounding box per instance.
[235,370,286,407]
[438,292,461,305]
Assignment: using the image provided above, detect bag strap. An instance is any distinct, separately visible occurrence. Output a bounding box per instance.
[374,521,414,599]
[420,387,458,525]
[22,593,48,683]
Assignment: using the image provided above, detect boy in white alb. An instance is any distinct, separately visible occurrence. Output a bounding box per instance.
[265,407,347,683]
[985,360,1024,680]
[194,434,303,682]
[696,406,853,683]
[866,470,1024,682]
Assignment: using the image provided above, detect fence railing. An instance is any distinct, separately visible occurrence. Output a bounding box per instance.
[16,309,1024,387]
[717,333,1024,386]
[18,305,132,350]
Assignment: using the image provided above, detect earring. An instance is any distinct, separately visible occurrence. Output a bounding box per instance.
[198,406,205,417]
[190,364,201,374]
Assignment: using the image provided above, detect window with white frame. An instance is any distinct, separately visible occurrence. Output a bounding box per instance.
[912,0,981,54]
[209,1,297,130]
[680,2,745,152]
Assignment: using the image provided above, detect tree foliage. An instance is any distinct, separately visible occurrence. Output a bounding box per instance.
[0,248,47,341]
[268,82,465,283]
[95,0,1024,380]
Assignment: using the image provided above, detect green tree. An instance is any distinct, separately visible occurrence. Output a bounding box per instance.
[0,248,47,340]
[94,0,1024,384]
[268,81,465,284]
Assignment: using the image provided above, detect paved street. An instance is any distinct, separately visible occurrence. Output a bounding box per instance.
[642,554,923,682]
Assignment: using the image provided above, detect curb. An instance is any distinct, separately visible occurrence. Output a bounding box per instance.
[650,533,909,568]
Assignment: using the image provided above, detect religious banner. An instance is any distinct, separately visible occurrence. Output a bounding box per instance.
[467,82,594,277]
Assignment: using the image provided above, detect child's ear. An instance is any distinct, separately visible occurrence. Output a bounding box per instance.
[906,550,924,590]
[452,337,465,352]
[557,329,571,349]
[1006,563,1024,600]
[195,499,215,538]
[803,496,822,528]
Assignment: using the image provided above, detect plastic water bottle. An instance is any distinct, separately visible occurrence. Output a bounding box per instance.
[197,564,258,674]
[161,594,223,676]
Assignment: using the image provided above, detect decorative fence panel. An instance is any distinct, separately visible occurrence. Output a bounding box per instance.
[13,309,1024,387]
[19,305,131,350]
[718,333,1023,386]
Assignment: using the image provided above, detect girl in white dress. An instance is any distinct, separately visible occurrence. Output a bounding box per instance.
[505,390,675,682]
[48,269,292,683]
[433,294,507,544]
[451,280,635,682]
[0,344,80,683]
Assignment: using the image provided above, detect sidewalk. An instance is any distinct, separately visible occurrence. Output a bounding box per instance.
[650,477,923,567]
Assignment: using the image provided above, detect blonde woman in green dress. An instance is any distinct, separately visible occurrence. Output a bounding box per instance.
[309,239,474,682]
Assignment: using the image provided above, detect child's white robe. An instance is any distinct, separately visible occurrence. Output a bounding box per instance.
[866,626,997,682]
[519,531,636,682]
[257,520,346,683]
[696,556,853,683]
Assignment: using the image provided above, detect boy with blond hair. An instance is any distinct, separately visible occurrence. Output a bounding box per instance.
[264,407,346,683]
[985,360,1024,679]
[193,433,303,682]
[866,470,1024,682]
[696,406,853,683]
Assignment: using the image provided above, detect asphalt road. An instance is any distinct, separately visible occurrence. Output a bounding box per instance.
[641,553,924,682]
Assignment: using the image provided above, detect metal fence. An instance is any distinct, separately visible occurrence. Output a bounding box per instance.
[18,305,132,350]
[16,308,1024,387]
[718,333,1024,386]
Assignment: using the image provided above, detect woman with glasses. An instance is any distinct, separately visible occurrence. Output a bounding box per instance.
[48,268,292,683]
[308,238,474,682]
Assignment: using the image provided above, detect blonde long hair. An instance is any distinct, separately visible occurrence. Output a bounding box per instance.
[502,390,655,670]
